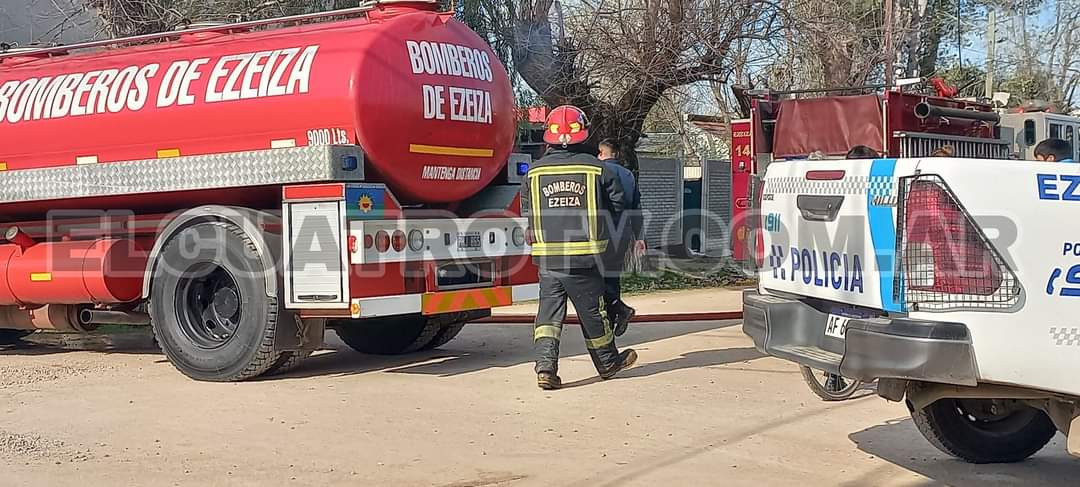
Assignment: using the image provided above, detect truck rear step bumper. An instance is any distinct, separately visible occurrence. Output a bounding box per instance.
[743,290,978,386]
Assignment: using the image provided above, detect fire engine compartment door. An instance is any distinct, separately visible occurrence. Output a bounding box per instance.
[283,200,350,309]
[758,158,917,312]
[772,95,884,159]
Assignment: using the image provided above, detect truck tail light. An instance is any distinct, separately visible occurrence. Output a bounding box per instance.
[391,230,407,252]
[374,230,391,253]
[752,176,765,270]
[897,176,1019,310]
[408,229,425,252]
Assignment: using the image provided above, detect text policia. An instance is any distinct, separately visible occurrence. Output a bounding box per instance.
[408,40,494,125]
[0,46,318,125]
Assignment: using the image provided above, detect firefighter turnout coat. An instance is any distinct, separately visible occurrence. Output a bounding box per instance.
[520,149,628,269]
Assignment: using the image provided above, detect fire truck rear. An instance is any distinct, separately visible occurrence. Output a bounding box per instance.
[728,87,1012,263]
[0,2,539,381]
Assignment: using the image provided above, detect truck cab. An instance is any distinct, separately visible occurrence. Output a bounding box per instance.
[742,88,1080,463]
[1002,110,1080,161]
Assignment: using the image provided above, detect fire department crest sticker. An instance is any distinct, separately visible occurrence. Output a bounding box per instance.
[346,185,385,220]
[358,194,374,213]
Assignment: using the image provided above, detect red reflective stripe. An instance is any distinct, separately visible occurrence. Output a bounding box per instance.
[805,170,846,181]
[283,184,345,200]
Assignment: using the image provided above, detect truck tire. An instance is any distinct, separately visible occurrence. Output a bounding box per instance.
[910,398,1057,463]
[0,329,32,345]
[423,321,467,351]
[332,315,441,355]
[799,366,862,401]
[421,309,490,351]
[263,350,313,376]
[150,221,280,382]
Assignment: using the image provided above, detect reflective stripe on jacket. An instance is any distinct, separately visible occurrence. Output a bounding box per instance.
[520,149,626,269]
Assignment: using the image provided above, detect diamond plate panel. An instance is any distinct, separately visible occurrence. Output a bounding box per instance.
[0,145,365,204]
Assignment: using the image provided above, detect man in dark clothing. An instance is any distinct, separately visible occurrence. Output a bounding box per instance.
[519,106,638,390]
[844,145,880,159]
[1035,138,1075,162]
[598,139,644,336]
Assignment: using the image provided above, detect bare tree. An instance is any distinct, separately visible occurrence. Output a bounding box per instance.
[503,0,782,170]
[82,0,353,38]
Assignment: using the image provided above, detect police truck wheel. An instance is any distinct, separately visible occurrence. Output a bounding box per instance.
[332,315,441,355]
[910,398,1056,463]
[150,221,280,382]
[799,366,862,401]
[0,329,32,345]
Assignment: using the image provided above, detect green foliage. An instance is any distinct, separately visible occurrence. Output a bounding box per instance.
[1001,69,1065,107]
[620,264,752,294]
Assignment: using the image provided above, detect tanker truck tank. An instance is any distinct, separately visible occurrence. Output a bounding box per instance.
[0,3,515,212]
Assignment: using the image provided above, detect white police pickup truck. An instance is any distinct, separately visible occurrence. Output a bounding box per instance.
[743,157,1080,463]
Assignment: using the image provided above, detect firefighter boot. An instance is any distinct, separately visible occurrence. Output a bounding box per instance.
[613,301,635,337]
[600,349,638,380]
[537,372,563,390]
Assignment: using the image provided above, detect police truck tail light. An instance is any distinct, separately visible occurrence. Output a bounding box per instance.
[753,176,765,270]
[898,176,1019,311]
[374,230,391,253]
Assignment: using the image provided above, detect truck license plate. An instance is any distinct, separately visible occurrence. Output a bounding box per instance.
[823,314,851,340]
[457,232,481,250]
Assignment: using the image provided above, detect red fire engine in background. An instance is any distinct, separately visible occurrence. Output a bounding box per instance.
[729,86,1010,263]
[0,1,539,381]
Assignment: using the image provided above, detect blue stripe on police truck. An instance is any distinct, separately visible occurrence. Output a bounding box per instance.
[867,159,903,312]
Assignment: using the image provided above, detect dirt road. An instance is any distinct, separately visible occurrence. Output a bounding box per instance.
[1,321,1076,486]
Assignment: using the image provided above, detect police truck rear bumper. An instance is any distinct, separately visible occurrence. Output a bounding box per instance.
[742,290,978,386]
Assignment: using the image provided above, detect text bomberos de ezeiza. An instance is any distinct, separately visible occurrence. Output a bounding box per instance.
[408,40,494,125]
[0,45,319,125]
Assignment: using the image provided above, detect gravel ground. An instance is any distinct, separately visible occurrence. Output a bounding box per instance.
[1,321,1077,486]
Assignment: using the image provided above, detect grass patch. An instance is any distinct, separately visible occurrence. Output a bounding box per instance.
[620,261,753,295]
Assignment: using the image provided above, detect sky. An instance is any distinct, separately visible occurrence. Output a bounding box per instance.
[0,0,99,46]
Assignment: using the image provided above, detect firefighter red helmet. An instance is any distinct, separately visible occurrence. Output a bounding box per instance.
[543,105,590,146]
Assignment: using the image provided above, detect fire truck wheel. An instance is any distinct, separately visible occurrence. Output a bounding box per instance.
[150,221,281,382]
[332,315,441,355]
[421,309,490,351]
[423,321,467,351]
[910,398,1057,464]
[0,329,33,345]
[263,350,314,376]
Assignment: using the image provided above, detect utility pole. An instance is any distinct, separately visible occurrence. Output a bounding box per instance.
[884,0,895,87]
[985,9,997,99]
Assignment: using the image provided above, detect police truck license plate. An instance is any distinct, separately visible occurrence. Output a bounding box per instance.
[823,314,851,339]
[457,232,481,249]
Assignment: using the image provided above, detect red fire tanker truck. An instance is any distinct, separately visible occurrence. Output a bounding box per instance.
[0,1,540,381]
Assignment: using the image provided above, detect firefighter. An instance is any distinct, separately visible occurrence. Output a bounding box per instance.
[520,105,639,390]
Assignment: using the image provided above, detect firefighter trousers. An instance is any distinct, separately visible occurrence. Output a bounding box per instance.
[533,267,620,375]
